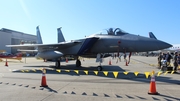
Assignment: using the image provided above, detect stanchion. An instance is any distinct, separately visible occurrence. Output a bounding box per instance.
[5,59,8,66]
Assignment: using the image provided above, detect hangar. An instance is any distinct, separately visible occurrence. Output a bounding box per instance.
[0,28,37,54]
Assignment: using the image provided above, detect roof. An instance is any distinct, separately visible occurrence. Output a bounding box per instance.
[0,28,36,37]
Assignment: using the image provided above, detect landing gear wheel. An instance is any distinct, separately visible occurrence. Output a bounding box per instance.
[55,60,60,68]
[76,59,81,67]
[97,66,102,71]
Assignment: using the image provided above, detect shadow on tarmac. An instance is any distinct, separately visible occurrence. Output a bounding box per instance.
[24,64,125,71]
[43,86,58,93]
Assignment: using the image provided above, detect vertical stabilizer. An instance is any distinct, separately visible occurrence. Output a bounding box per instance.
[36,26,43,44]
[149,32,157,40]
[57,27,65,43]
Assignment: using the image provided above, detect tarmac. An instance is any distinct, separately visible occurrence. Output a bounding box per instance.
[0,56,180,101]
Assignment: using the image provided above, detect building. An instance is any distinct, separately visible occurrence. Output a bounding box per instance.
[0,28,37,54]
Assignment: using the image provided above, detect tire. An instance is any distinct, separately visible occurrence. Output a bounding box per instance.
[97,66,102,71]
[55,61,60,68]
[76,59,81,67]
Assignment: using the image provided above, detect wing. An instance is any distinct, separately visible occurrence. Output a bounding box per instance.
[6,41,82,52]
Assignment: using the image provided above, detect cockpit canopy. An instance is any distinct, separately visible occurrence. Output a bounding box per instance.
[94,28,128,35]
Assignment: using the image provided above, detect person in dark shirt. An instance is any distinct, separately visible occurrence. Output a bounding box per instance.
[177,53,180,72]
[158,52,163,69]
[165,51,172,66]
[173,51,178,72]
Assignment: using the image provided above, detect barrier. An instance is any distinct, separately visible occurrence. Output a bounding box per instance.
[13,68,176,79]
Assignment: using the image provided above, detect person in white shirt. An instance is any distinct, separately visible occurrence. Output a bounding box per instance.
[161,57,167,72]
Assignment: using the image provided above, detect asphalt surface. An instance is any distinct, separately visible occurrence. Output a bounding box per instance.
[0,56,180,101]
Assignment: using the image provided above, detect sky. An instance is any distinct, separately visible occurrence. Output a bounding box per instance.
[0,0,180,44]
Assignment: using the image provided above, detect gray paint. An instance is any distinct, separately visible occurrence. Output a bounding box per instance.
[6,27,172,59]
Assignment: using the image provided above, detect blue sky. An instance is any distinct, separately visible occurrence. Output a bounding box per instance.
[0,0,179,44]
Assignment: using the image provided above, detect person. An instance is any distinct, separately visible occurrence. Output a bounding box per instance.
[177,53,180,72]
[124,53,127,62]
[165,51,172,66]
[118,53,122,62]
[111,53,114,59]
[173,51,178,73]
[160,57,167,72]
[158,52,163,69]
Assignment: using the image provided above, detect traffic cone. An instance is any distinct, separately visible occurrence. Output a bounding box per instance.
[66,57,68,63]
[148,71,159,95]
[40,68,48,87]
[5,59,8,66]
[109,58,112,65]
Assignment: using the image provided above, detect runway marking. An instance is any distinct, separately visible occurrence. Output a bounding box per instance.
[132,58,158,67]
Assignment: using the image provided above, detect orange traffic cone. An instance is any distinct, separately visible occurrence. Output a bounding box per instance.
[40,68,48,87]
[5,59,8,66]
[109,58,112,65]
[148,71,159,95]
[66,57,68,63]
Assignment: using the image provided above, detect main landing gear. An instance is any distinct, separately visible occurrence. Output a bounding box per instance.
[76,58,81,67]
[55,60,60,68]
[96,53,104,71]
[97,66,102,71]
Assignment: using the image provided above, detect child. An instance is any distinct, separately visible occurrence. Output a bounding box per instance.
[161,57,167,72]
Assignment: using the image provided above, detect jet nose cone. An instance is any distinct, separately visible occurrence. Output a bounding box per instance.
[156,40,172,50]
[135,36,172,52]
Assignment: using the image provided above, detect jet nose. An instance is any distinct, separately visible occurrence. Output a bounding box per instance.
[135,36,172,52]
[156,40,172,50]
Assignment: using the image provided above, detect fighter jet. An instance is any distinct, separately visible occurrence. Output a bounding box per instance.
[6,27,172,71]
